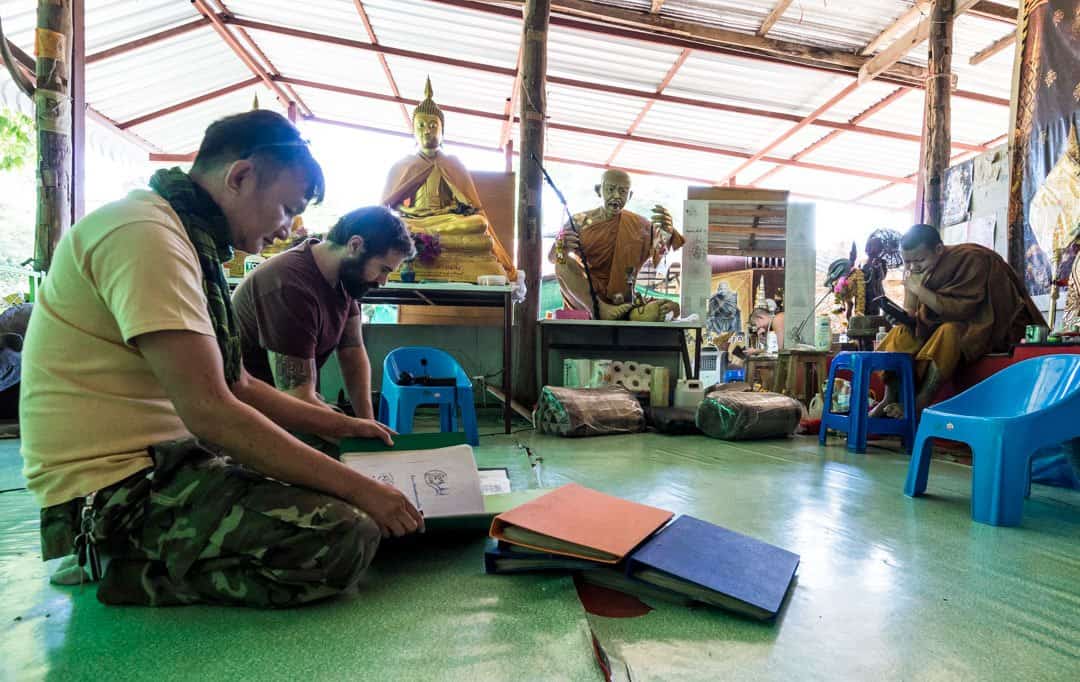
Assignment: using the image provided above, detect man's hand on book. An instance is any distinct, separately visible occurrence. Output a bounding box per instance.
[353,478,425,538]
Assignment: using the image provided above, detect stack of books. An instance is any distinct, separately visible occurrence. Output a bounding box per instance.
[486,483,800,621]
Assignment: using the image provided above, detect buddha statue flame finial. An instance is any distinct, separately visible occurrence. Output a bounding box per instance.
[412,76,444,125]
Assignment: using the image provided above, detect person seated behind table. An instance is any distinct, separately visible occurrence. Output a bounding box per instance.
[232,207,415,437]
[872,223,1043,418]
[19,110,423,608]
[750,305,784,351]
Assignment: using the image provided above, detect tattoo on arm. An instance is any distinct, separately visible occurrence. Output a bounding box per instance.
[338,319,364,349]
[269,352,316,391]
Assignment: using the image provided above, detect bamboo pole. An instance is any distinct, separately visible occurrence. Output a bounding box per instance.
[32,0,73,271]
[921,0,954,229]
[514,0,550,404]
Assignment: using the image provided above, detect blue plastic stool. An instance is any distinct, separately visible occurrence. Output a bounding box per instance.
[377,347,479,446]
[819,351,916,453]
[905,355,1080,526]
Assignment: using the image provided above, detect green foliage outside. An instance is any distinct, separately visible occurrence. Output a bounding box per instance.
[0,107,36,300]
[0,108,33,171]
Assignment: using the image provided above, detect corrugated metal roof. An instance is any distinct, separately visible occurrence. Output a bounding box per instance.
[87,28,252,124]
[128,88,276,153]
[365,0,519,70]
[666,51,851,117]
[548,24,687,92]
[0,0,1018,207]
[242,28,391,96]
[225,0,371,43]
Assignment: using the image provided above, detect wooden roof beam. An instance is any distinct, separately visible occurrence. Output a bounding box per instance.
[970,33,1015,65]
[649,1,665,13]
[427,0,926,84]
[859,0,982,84]
[968,1,1018,23]
[861,2,929,56]
[758,0,795,37]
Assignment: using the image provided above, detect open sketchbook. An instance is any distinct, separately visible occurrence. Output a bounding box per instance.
[343,444,485,519]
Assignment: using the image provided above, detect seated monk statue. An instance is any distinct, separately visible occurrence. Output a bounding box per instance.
[382,78,516,283]
[548,169,684,320]
[872,224,1043,418]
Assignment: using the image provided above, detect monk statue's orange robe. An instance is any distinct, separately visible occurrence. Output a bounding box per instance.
[566,208,685,307]
[382,151,516,282]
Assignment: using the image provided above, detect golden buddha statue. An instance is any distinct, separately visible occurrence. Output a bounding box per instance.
[548,168,684,320]
[1030,123,1080,329]
[382,78,516,282]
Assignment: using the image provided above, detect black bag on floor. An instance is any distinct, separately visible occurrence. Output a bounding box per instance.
[697,391,802,441]
[646,407,701,435]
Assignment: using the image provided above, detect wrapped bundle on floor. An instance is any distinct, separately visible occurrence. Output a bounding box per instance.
[696,392,802,441]
[534,386,646,437]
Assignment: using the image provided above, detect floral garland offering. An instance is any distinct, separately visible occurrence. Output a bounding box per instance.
[410,232,443,265]
[832,267,865,317]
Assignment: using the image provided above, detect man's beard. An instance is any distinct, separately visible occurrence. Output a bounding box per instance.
[340,256,378,299]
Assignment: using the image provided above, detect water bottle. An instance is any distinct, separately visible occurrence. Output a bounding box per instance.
[766,331,779,353]
[875,326,888,347]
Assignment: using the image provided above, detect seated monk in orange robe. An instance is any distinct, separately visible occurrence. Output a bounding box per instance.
[872,224,1043,417]
[548,169,684,320]
[382,78,516,282]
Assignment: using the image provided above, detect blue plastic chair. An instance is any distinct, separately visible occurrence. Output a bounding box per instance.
[905,354,1080,526]
[378,347,479,446]
[819,352,916,454]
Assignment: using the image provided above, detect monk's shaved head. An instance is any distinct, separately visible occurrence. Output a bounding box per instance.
[601,169,632,187]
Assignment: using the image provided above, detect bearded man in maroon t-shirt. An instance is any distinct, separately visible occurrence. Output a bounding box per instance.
[233,206,414,425]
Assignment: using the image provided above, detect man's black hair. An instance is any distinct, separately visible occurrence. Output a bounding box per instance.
[901,223,943,251]
[191,110,325,204]
[327,206,416,259]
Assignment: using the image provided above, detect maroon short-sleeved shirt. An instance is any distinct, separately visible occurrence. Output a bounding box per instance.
[232,239,360,385]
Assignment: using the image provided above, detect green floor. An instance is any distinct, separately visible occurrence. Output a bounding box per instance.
[1,421,1078,681]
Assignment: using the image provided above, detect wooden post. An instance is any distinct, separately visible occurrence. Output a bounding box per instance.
[287,100,298,124]
[33,0,73,272]
[514,0,550,405]
[71,0,84,223]
[920,0,954,229]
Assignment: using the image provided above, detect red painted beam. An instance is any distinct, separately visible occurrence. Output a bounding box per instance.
[606,47,691,166]
[118,77,262,129]
[352,0,411,129]
[86,18,210,64]
[190,0,294,108]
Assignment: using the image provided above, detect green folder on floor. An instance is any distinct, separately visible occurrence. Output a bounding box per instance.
[340,433,548,532]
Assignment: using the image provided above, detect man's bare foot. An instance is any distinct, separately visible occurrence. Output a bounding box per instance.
[869,400,891,418]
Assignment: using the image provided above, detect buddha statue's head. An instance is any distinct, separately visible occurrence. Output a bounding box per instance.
[595,169,633,218]
[412,77,445,157]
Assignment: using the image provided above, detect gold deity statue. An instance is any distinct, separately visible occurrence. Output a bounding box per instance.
[1030,123,1080,329]
[382,78,516,282]
[548,168,684,320]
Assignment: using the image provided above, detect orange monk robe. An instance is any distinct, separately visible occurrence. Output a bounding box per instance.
[879,243,1043,380]
[574,208,685,303]
[381,152,516,280]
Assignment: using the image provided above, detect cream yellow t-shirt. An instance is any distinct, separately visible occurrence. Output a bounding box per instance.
[20,190,215,507]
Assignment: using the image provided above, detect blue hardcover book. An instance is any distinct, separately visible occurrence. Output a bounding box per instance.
[626,515,799,620]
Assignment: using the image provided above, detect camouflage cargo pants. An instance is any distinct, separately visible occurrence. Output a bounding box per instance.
[40,438,380,608]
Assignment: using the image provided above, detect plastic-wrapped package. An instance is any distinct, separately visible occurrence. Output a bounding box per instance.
[696,392,802,441]
[534,386,646,438]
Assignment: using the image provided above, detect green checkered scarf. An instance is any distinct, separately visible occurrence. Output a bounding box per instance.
[149,168,242,384]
